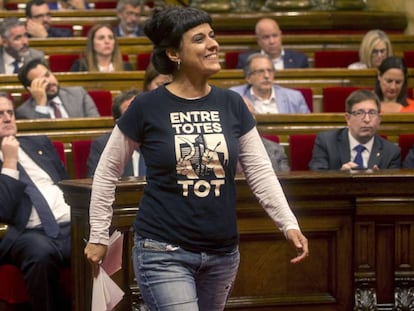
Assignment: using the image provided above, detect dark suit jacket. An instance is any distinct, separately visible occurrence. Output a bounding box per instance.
[309,128,401,170]
[237,49,309,70]
[87,132,146,177]
[262,138,290,172]
[0,136,68,262]
[403,147,414,168]
[0,47,45,74]
[47,27,73,37]
[15,87,100,119]
[113,24,145,37]
[69,58,133,72]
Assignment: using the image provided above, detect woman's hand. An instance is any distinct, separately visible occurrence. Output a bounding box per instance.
[84,242,108,277]
[286,229,309,264]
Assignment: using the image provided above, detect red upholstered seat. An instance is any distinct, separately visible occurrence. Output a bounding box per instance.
[224,51,242,69]
[71,140,92,179]
[313,50,359,68]
[93,1,117,8]
[322,86,367,112]
[0,265,71,306]
[289,134,316,171]
[136,53,152,70]
[398,134,414,162]
[293,87,313,112]
[81,24,93,37]
[87,90,113,117]
[0,264,29,304]
[261,134,280,143]
[403,51,414,68]
[48,54,79,72]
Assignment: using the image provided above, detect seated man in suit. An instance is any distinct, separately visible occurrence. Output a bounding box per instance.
[237,17,309,70]
[25,0,73,38]
[309,89,401,170]
[230,53,310,114]
[402,147,414,168]
[16,58,100,119]
[0,92,70,311]
[87,89,146,177]
[114,0,148,38]
[0,18,45,74]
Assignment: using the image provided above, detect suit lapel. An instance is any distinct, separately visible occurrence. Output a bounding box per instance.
[337,129,351,164]
[368,136,383,168]
[18,137,60,183]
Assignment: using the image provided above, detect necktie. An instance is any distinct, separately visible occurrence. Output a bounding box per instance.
[49,101,62,118]
[12,60,20,74]
[17,163,60,238]
[353,144,365,169]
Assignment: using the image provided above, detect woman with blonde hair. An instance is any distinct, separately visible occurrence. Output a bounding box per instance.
[348,29,393,69]
[70,23,132,72]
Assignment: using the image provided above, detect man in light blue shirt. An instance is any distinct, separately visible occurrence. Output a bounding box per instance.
[230,53,310,114]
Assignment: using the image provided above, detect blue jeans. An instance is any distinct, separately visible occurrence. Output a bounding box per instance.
[132,234,240,311]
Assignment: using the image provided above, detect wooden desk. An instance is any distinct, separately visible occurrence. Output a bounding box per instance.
[61,170,414,311]
[13,113,414,178]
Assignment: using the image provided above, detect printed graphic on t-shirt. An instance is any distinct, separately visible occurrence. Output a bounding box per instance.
[170,111,228,197]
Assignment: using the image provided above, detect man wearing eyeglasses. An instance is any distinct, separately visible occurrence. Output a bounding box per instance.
[310,89,400,171]
[114,0,148,38]
[25,0,73,38]
[230,53,310,114]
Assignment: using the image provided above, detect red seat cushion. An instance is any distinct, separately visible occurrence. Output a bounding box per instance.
[293,87,313,112]
[314,50,359,68]
[261,134,280,143]
[323,86,368,112]
[398,134,414,161]
[0,265,71,304]
[136,53,152,70]
[403,51,414,68]
[48,54,79,72]
[0,265,29,303]
[71,140,92,179]
[289,134,316,171]
[225,51,242,69]
[87,90,113,117]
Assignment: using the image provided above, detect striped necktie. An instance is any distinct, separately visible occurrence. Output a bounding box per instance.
[17,163,60,238]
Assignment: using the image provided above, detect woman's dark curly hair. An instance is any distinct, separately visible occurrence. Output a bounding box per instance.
[144,6,212,74]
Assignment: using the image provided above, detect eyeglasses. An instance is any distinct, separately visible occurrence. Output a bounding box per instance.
[372,48,387,55]
[249,68,274,76]
[348,109,379,119]
[32,12,52,19]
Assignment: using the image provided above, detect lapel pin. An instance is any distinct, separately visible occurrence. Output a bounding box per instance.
[38,150,43,156]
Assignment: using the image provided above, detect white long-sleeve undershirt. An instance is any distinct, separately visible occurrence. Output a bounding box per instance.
[88,125,300,245]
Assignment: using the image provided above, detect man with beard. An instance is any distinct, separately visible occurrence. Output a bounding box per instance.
[230,53,309,114]
[309,89,401,170]
[113,0,148,38]
[0,18,45,74]
[0,92,71,310]
[16,59,99,119]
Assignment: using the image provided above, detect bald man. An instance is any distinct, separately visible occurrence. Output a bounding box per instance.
[237,17,309,70]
